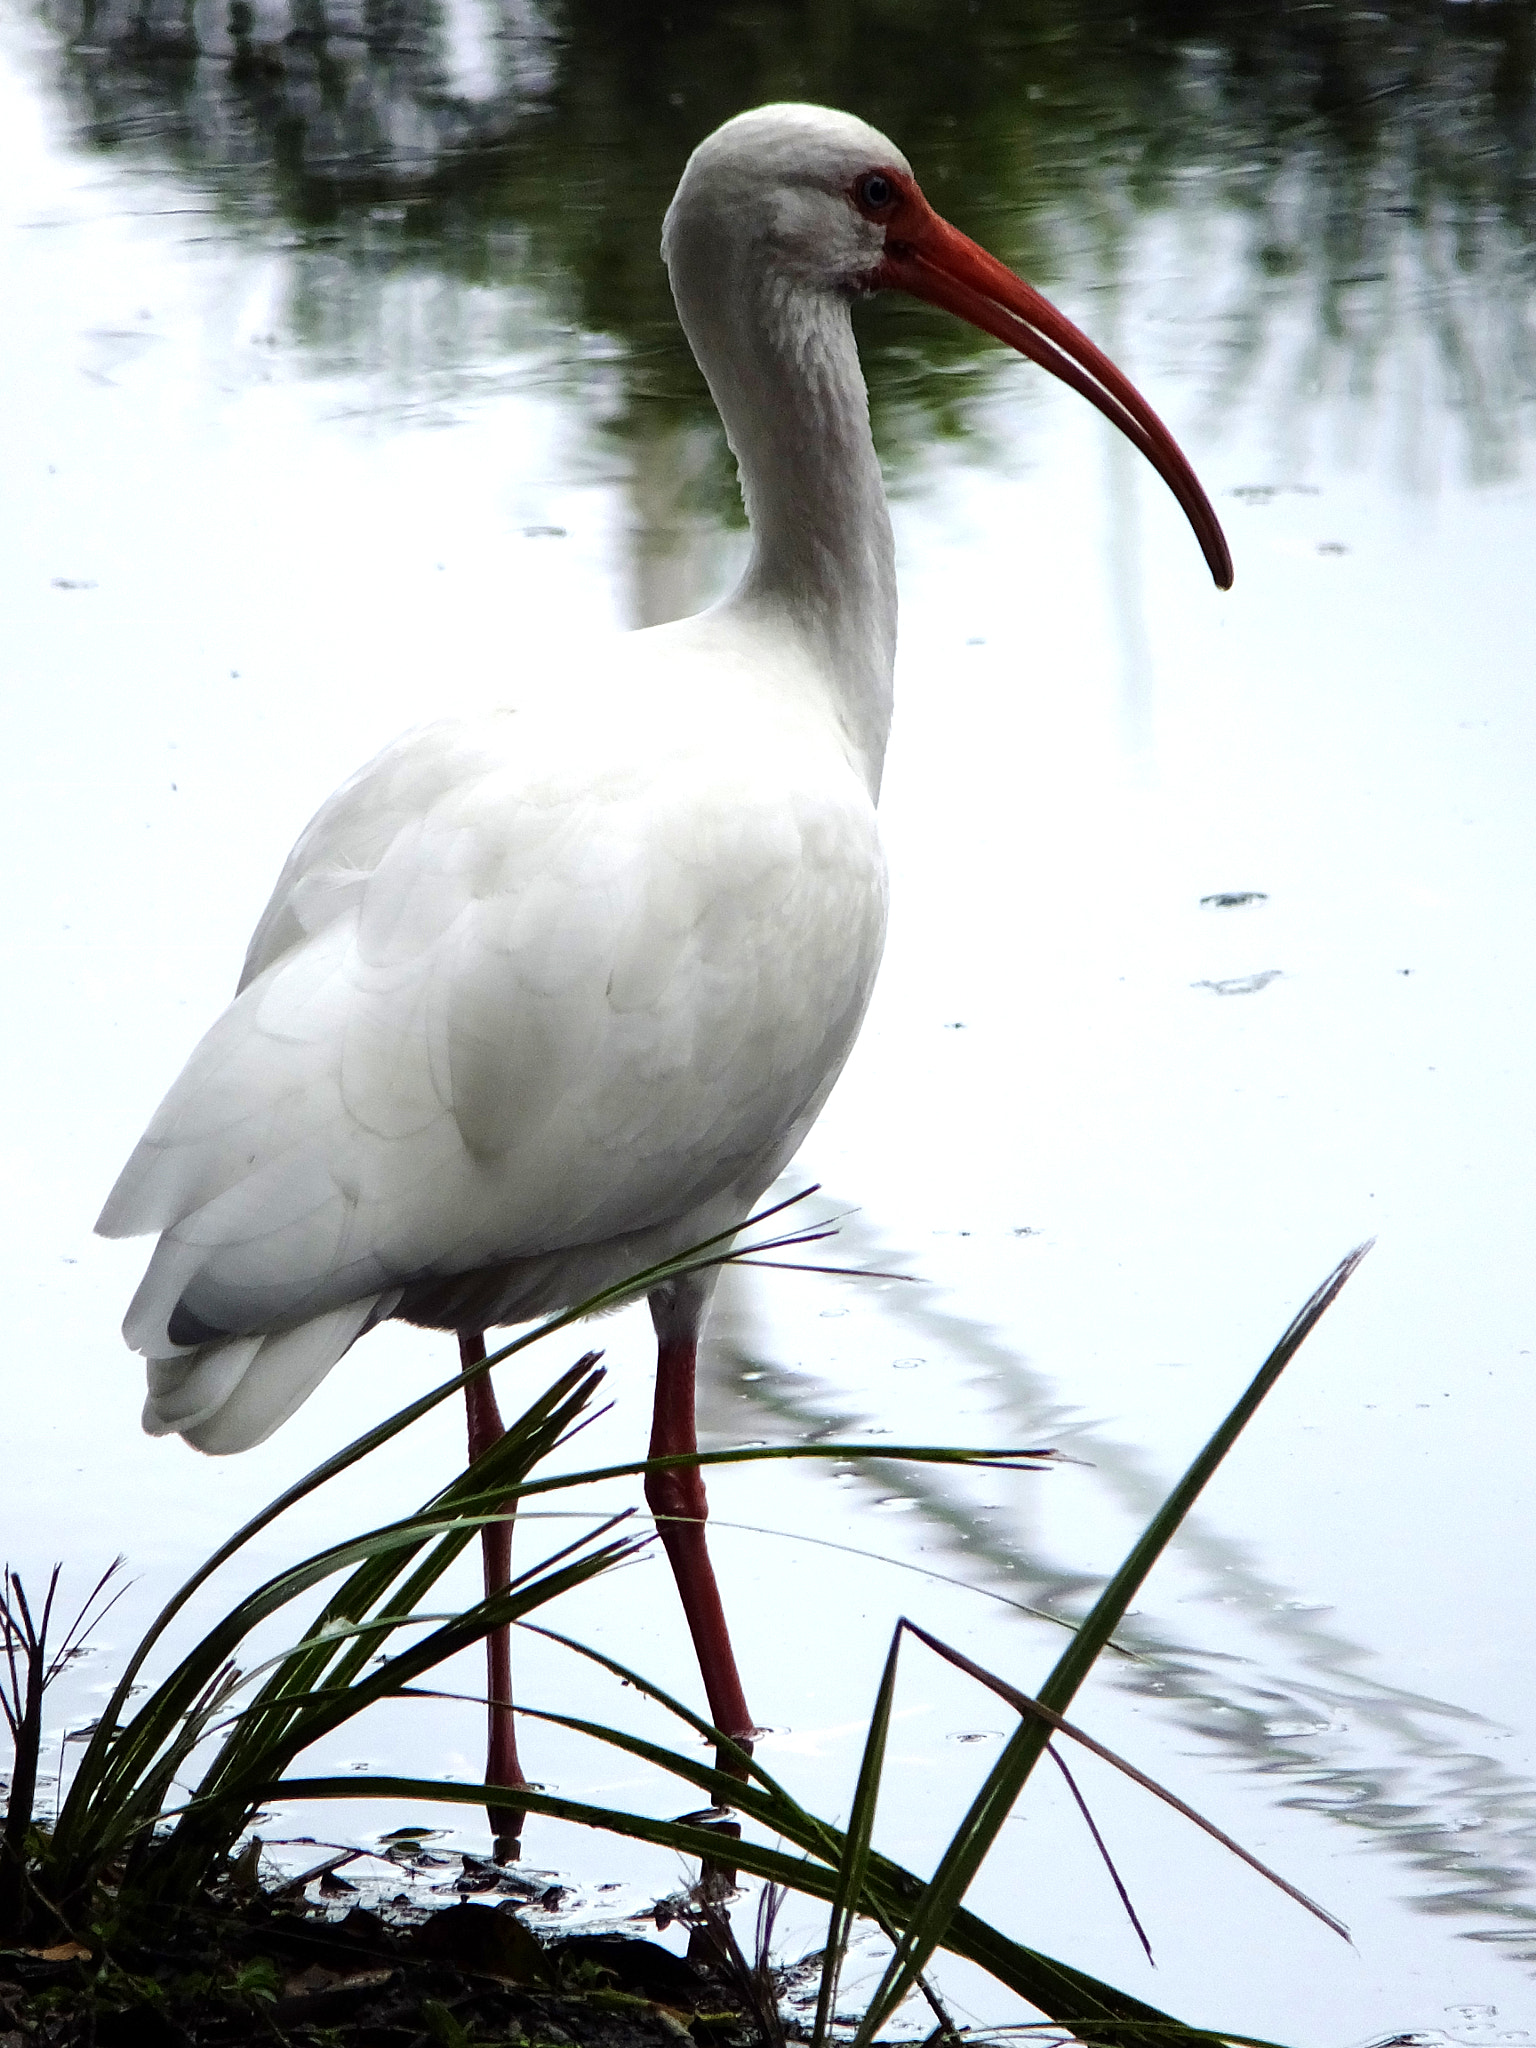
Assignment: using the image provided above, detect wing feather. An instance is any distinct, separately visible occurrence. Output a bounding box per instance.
[102,680,887,1367]
[143,1298,391,1453]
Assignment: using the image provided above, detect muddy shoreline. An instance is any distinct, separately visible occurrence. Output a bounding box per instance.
[1,1884,779,2048]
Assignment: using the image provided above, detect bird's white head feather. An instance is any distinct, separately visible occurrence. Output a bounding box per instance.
[663,102,911,299]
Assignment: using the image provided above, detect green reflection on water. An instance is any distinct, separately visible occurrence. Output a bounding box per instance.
[35,0,1536,532]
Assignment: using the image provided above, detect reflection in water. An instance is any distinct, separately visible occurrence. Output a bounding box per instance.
[706,1203,1536,1966]
[1093,260,1157,757]
[33,0,1536,557]
[621,413,741,628]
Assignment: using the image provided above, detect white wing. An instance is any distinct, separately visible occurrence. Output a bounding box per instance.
[100,640,887,1441]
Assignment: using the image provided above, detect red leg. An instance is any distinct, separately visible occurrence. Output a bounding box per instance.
[645,1281,755,1773]
[460,1329,526,1861]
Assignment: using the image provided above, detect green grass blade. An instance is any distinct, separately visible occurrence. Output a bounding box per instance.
[61,1368,1023,1888]
[940,1896,1297,2048]
[708,1517,1107,1644]
[902,1620,1346,1942]
[501,1438,1052,1506]
[62,1425,1041,1873]
[63,1501,532,1853]
[408,1689,852,1846]
[262,1672,1284,2046]
[813,1624,901,2048]
[271,1774,1270,2044]
[57,1182,1010,1848]
[484,1706,1252,2043]
[276,1770,838,1881]
[226,1526,645,1774]
[514,1620,769,1775]
[197,1379,614,1794]
[60,1182,823,1828]
[1039,1245,1371,1715]
[53,1347,600,1847]
[138,1537,648,1901]
[193,1514,638,1818]
[853,1246,1371,2044]
[51,1357,608,1883]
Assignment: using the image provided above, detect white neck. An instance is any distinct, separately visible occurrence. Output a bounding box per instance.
[668,260,897,798]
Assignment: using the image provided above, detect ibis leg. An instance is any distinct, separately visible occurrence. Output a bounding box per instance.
[645,1282,756,1774]
[459,1329,526,1861]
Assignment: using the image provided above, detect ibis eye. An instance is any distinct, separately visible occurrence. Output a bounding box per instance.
[857,172,896,213]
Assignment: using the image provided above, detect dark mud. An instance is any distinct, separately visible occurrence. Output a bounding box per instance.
[0,1891,777,2048]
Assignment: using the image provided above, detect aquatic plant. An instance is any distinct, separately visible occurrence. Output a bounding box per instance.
[0,1559,126,1939]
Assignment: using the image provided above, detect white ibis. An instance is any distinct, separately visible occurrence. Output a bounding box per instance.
[98,104,1230,1856]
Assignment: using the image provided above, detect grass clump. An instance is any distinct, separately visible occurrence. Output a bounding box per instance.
[1,1209,1369,2048]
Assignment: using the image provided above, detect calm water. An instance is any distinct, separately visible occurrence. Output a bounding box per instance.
[5,3,1536,2041]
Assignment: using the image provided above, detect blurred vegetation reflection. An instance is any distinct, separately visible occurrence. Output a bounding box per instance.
[35,0,1536,582]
